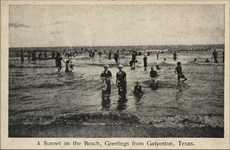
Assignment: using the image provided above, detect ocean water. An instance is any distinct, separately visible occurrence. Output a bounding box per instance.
[9,52,224,137]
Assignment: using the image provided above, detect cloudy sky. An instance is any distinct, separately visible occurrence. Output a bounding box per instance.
[9,4,224,47]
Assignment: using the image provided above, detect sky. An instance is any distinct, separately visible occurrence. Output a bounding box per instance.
[9,4,224,47]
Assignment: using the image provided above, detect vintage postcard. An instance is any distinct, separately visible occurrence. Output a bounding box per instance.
[1,0,230,149]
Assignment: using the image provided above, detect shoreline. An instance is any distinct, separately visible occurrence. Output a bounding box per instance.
[9,124,224,138]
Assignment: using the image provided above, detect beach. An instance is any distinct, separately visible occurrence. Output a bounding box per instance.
[9,51,224,137]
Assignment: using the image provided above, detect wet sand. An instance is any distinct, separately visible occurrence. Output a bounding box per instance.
[10,124,223,137]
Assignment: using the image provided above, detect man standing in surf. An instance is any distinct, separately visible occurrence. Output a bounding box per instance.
[114,50,120,65]
[143,54,148,71]
[101,65,112,109]
[212,49,218,63]
[175,62,187,84]
[116,64,127,100]
[55,52,62,72]
[173,51,177,61]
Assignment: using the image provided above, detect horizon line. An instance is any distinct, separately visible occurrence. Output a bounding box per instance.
[9,43,224,48]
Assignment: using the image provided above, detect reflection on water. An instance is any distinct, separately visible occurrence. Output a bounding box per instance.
[175,88,183,101]
[101,92,111,111]
[176,83,183,100]
[135,96,143,112]
[102,92,129,111]
[117,98,128,111]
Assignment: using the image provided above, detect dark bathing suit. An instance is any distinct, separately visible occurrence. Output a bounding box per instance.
[116,71,127,97]
[134,85,143,97]
[101,70,112,94]
[175,66,186,80]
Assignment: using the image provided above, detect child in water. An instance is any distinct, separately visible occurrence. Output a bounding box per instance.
[133,81,144,98]
[64,58,74,73]
[101,65,112,95]
[150,67,159,90]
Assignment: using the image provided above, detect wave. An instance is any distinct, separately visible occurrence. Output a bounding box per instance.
[186,61,224,66]
[9,82,64,90]
[142,80,190,89]
[9,64,55,68]
[10,111,141,126]
[9,110,224,130]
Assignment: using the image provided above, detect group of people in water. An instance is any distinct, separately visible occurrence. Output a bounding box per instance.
[52,49,222,107]
[99,50,190,110]
[55,52,74,73]
[17,47,222,110]
[101,62,186,96]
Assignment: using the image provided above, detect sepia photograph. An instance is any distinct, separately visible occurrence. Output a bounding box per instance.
[7,3,226,139]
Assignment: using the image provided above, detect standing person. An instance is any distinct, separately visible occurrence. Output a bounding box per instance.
[101,65,112,106]
[116,64,127,100]
[65,59,70,73]
[69,59,74,72]
[90,49,95,59]
[175,62,187,83]
[55,52,62,72]
[44,51,47,59]
[131,51,137,69]
[88,49,92,58]
[129,59,133,70]
[117,50,120,63]
[156,52,159,60]
[173,51,177,61]
[38,52,42,60]
[143,54,148,71]
[223,51,224,63]
[108,50,112,60]
[113,52,117,64]
[114,50,119,64]
[131,51,137,61]
[213,49,218,63]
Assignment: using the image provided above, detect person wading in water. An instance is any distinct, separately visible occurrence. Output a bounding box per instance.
[64,58,74,73]
[143,54,148,71]
[175,62,187,84]
[55,52,62,72]
[116,64,127,100]
[173,51,177,61]
[133,81,144,98]
[100,65,112,109]
[150,66,159,90]
[213,49,218,63]
[114,50,119,65]
[131,51,137,70]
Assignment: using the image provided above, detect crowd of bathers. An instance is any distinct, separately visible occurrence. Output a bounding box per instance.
[17,48,222,103]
